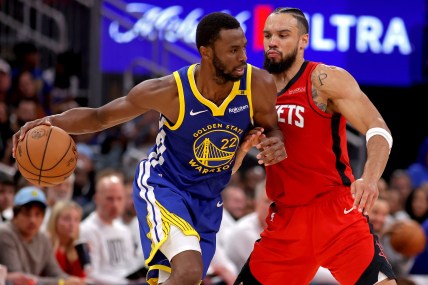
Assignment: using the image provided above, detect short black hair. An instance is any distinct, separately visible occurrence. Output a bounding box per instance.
[196,12,241,50]
[272,7,309,35]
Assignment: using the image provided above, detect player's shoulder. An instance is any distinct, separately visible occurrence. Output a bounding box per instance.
[312,63,360,98]
[133,73,177,94]
[249,64,275,84]
[311,63,358,89]
[312,63,354,82]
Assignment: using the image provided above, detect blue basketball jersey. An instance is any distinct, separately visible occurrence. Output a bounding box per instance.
[146,63,254,199]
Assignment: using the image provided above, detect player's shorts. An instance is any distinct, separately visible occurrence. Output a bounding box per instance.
[133,159,223,284]
[235,187,396,285]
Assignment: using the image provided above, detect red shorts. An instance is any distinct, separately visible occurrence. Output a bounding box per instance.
[242,188,394,285]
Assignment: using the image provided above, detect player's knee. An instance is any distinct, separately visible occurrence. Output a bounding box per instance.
[172,266,202,284]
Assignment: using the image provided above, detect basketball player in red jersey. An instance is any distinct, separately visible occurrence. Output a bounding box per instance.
[234,7,397,285]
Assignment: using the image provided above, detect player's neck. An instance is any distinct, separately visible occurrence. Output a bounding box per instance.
[195,64,235,105]
[272,58,305,91]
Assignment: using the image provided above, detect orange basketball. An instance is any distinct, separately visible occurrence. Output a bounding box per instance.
[389,220,426,257]
[15,125,78,187]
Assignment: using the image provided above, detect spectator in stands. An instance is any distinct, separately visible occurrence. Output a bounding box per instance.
[409,217,428,274]
[368,196,391,237]
[46,200,86,278]
[241,165,265,201]
[73,143,96,218]
[1,264,36,285]
[222,185,247,221]
[0,102,14,163]
[0,173,15,223]
[11,41,51,114]
[0,186,84,285]
[80,169,146,285]
[41,174,75,231]
[204,242,238,285]
[9,71,46,118]
[0,58,11,103]
[205,184,248,285]
[405,184,428,224]
[44,51,81,114]
[366,197,413,278]
[385,188,410,228]
[407,137,428,189]
[389,169,413,202]
[10,98,40,133]
[377,177,389,195]
[224,180,270,271]
[119,179,144,261]
[217,185,247,248]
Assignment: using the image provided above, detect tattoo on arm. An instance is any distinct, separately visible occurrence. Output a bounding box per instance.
[318,73,328,86]
[312,88,327,112]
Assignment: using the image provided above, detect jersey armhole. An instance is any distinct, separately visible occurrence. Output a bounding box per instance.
[247,64,254,125]
[165,71,186,130]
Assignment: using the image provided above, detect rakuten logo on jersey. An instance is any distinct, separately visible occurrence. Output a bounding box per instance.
[229,105,249,114]
[276,105,305,128]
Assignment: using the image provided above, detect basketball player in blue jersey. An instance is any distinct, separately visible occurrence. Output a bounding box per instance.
[13,12,286,285]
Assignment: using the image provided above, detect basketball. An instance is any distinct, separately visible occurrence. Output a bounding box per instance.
[389,220,426,257]
[15,125,78,187]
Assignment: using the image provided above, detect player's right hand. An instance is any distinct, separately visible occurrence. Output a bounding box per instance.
[12,117,52,158]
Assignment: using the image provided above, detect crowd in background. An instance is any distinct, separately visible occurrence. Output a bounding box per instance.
[1,41,428,285]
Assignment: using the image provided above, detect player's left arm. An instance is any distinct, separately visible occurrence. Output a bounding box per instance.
[250,67,286,166]
[313,64,392,214]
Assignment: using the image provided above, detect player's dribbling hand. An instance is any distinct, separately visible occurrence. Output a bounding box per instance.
[12,117,52,158]
[256,136,287,166]
[350,178,379,215]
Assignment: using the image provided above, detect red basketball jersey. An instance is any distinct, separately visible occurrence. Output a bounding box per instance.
[266,61,355,206]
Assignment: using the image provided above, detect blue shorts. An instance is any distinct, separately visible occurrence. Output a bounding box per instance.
[132,160,224,283]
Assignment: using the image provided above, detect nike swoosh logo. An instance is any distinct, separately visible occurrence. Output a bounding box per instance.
[190,109,209,116]
[344,208,354,214]
[217,201,223,207]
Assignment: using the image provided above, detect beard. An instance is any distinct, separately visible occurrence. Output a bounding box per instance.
[263,45,298,74]
[213,52,244,83]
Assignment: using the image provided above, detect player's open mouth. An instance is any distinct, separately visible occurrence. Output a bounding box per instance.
[234,66,245,75]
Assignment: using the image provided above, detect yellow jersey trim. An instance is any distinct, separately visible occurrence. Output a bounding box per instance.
[164,71,185,130]
[246,64,254,123]
[146,265,171,285]
[144,201,200,267]
[147,265,202,285]
[188,64,240,117]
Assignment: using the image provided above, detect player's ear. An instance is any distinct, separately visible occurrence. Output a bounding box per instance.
[299,34,309,49]
[199,46,212,60]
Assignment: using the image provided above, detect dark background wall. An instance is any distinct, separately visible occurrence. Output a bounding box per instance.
[363,84,428,180]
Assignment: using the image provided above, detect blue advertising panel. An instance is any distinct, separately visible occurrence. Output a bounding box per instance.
[100,0,427,86]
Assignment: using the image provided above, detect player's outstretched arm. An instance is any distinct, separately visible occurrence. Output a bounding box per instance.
[12,75,178,157]
[251,67,287,166]
[312,64,392,214]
